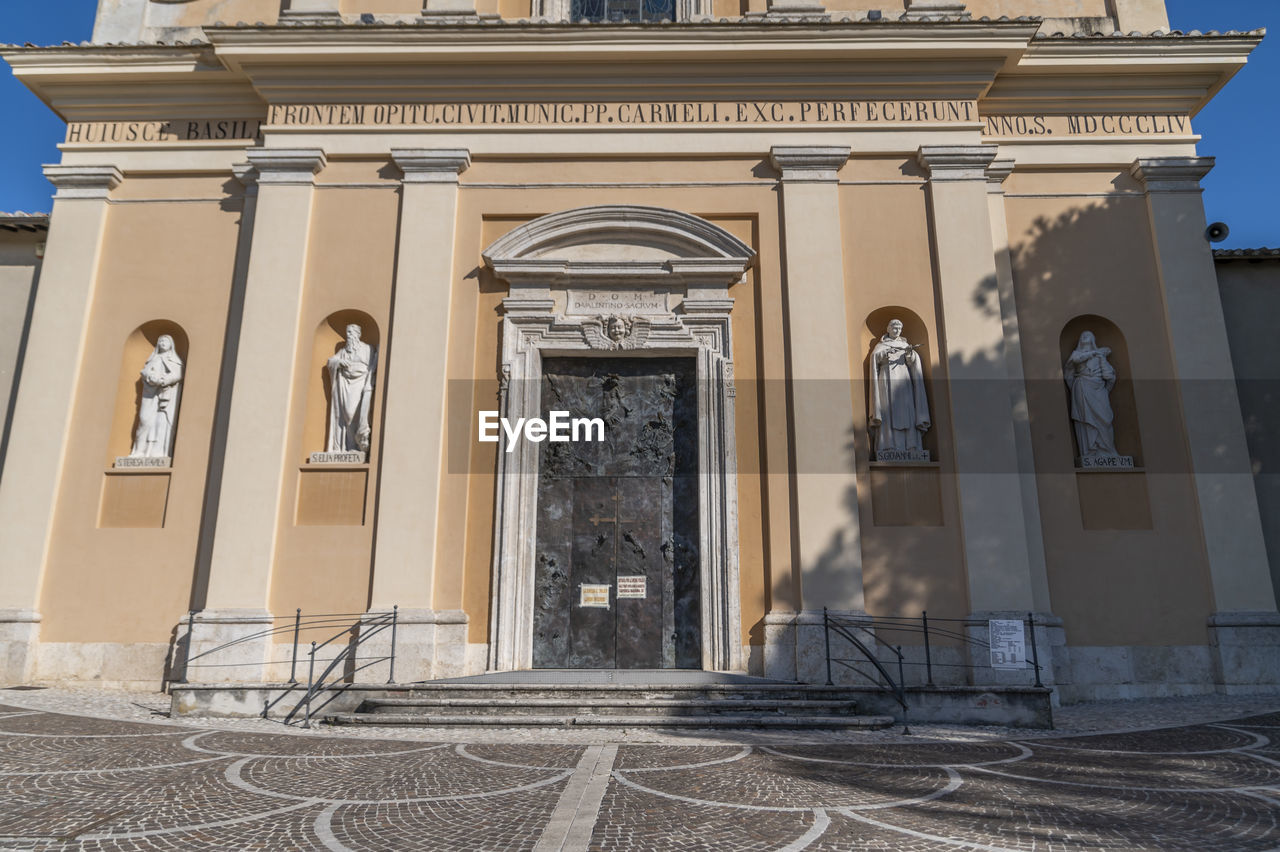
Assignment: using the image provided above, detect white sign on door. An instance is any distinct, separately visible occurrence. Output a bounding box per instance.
[579,584,611,608]
[617,576,647,599]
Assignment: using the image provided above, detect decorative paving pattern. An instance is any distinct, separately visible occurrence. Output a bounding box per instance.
[0,703,1278,850]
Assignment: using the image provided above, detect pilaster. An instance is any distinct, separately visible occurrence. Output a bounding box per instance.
[768,145,861,683]
[1131,156,1280,690]
[0,164,120,684]
[985,160,1053,617]
[364,149,469,681]
[193,148,325,682]
[918,145,1044,660]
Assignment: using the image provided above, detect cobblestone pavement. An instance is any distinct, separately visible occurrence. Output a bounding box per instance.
[1,692,1279,850]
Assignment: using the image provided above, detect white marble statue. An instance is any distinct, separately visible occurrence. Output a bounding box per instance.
[128,334,183,460]
[869,319,931,460]
[326,323,377,455]
[1064,330,1119,460]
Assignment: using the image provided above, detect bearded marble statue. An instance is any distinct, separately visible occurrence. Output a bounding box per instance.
[1064,330,1119,460]
[326,323,377,455]
[869,319,931,459]
[129,334,183,460]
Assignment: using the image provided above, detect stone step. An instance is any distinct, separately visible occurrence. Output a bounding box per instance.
[359,697,859,716]
[364,684,864,702]
[324,712,898,729]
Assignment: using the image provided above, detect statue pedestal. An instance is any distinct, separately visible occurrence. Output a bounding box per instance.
[1078,454,1135,470]
[875,449,931,463]
[114,456,170,468]
[309,452,366,464]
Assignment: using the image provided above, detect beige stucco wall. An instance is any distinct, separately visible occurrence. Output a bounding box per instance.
[267,167,399,619]
[840,160,969,629]
[0,231,42,482]
[24,156,1227,660]
[1216,256,1280,611]
[448,159,784,649]
[41,180,242,645]
[1003,170,1214,649]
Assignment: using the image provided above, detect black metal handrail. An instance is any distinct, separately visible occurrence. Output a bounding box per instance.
[177,606,399,727]
[291,607,398,728]
[822,609,1045,700]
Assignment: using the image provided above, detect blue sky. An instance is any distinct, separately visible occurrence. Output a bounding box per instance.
[1,0,1276,247]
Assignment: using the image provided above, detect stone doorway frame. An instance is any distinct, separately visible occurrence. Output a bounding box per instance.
[482,205,753,673]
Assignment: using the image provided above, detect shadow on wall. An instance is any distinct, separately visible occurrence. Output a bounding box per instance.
[804,193,1229,654]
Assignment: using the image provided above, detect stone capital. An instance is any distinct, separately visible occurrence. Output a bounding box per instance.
[231,162,261,198]
[1208,611,1280,628]
[243,148,326,185]
[1130,157,1214,193]
[917,145,998,181]
[392,148,472,183]
[0,608,41,625]
[986,158,1015,192]
[43,164,123,199]
[769,146,850,183]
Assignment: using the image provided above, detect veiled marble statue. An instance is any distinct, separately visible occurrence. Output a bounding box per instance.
[326,323,377,455]
[869,319,931,460]
[1064,330,1119,461]
[128,334,183,460]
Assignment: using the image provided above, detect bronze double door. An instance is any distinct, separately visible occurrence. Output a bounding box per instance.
[532,357,701,669]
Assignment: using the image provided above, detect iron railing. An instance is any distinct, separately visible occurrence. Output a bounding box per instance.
[179,606,399,727]
[823,609,1046,714]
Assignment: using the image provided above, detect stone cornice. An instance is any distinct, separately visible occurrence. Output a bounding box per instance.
[391,148,471,182]
[484,204,754,264]
[769,146,850,182]
[985,158,1014,190]
[1130,156,1214,193]
[916,144,998,181]
[2,45,263,123]
[202,23,1034,104]
[244,148,326,184]
[42,164,123,199]
[987,35,1260,117]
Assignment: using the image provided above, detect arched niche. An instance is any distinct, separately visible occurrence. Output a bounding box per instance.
[1059,314,1142,466]
[861,306,936,460]
[861,307,942,527]
[107,320,189,465]
[301,310,381,461]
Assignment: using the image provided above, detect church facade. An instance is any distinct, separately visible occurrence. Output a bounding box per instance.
[1,0,1278,705]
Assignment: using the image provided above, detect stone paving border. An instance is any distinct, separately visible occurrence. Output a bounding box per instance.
[2,686,1278,745]
[1,695,1280,850]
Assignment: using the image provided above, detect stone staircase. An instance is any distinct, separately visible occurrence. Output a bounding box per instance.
[321,671,897,729]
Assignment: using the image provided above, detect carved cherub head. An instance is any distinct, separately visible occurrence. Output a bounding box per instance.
[604,314,630,343]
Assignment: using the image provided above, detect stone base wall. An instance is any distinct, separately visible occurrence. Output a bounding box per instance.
[0,610,40,685]
[32,642,172,691]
